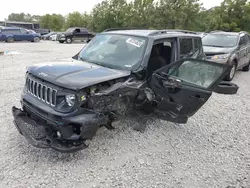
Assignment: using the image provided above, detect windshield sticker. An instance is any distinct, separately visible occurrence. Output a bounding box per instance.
[126,38,144,48]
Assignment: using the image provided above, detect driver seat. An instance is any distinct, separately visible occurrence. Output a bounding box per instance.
[147,45,167,78]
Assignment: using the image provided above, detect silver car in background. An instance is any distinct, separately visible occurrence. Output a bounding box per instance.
[202,31,250,81]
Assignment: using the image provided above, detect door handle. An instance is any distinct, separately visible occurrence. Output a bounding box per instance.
[189,95,205,101]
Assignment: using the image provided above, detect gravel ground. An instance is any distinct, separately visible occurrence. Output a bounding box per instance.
[0,41,250,188]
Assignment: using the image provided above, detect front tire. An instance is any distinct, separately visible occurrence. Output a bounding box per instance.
[66,37,72,44]
[59,40,64,43]
[33,37,40,43]
[242,61,250,72]
[225,61,237,81]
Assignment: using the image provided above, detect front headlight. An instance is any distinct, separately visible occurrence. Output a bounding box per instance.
[211,54,230,60]
[65,94,76,107]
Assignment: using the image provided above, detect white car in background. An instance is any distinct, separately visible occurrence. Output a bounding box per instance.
[49,33,58,41]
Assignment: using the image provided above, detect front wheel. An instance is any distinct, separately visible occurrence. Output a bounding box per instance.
[59,40,64,43]
[225,62,236,81]
[33,37,40,43]
[66,37,72,44]
[242,61,250,72]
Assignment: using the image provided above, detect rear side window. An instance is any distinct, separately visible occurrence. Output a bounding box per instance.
[180,38,193,58]
[8,29,22,34]
[1,30,10,34]
[180,38,201,58]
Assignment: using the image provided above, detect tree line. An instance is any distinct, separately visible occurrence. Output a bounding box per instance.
[6,0,250,33]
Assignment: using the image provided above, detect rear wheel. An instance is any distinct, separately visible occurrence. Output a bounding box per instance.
[225,61,237,81]
[66,37,72,44]
[6,37,14,43]
[242,61,250,72]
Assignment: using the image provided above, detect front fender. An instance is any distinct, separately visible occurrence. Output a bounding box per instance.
[229,52,238,65]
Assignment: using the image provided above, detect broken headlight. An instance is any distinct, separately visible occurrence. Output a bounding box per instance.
[65,94,76,107]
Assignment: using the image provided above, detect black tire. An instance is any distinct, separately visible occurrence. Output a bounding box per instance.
[66,37,72,44]
[59,40,64,43]
[6,37,14,43]
[224,61,237,81]
[33,37,40,43]
[214,81,239,95]
[242,61,250,72]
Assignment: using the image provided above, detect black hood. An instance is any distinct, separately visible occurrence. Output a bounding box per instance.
[27,59,130,90]
[203,46,236,55]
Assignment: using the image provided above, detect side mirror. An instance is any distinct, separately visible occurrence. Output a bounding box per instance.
[214,81,239,95]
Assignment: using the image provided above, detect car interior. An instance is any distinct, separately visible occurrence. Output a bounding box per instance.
[147,41,174,78]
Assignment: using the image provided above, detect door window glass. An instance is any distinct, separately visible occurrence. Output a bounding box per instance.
[239,36,247,47]
[244,35,250,44]
[193,38,202,58]
[168,60,225,88]
[75,29,80,33]
[9,29,22,34]
[20,29,27,34]
[179,38,194,58]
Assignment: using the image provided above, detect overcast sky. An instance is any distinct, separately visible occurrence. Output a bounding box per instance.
[0,0,223,21]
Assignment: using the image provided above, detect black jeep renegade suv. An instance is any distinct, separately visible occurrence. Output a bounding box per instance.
[12,29,237,152]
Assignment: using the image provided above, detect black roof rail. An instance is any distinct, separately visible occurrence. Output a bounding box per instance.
[149,29,197,36]
[103,27,147,32]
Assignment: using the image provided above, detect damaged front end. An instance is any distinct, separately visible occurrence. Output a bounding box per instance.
[12,74,148,152]
[12,105,108,152]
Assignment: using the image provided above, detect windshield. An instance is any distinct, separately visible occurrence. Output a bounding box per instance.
[78,34,147,70]
[202,34,239,47]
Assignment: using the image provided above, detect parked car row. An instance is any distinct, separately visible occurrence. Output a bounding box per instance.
[0,26,95,44]
[41,28,95,44]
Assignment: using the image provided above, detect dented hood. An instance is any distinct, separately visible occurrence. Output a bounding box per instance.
[27,59,131,90]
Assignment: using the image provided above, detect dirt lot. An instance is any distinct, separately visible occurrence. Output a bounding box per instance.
[0,41,250,188]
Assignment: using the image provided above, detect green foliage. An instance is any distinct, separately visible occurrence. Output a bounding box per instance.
[40,14,65,31]
[8,13,41,22]
[6,0,250,33]
[65,12,84,28]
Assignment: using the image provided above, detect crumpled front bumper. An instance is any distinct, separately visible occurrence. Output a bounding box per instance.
[12,107,91,153]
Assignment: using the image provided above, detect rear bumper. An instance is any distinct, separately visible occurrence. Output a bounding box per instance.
[12,104,108,153]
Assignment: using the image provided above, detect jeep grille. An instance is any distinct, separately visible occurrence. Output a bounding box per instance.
[27,78,57,107]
